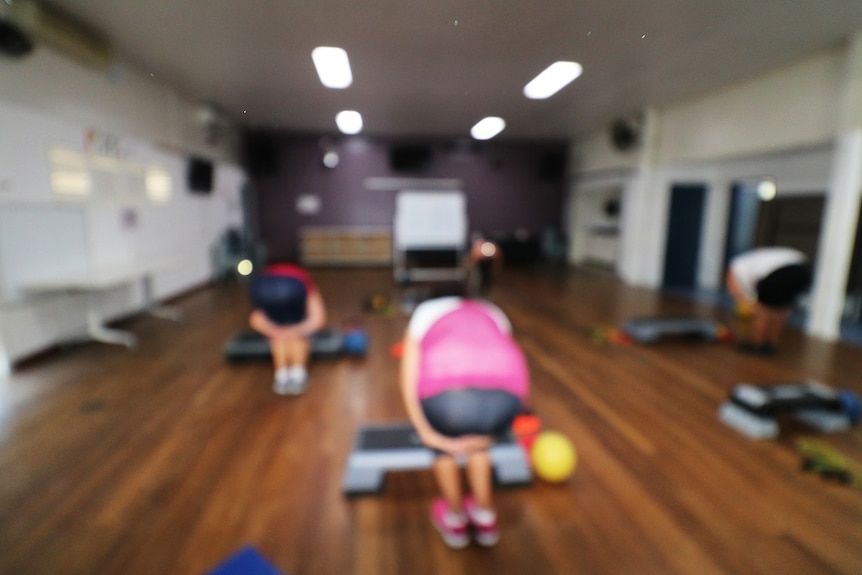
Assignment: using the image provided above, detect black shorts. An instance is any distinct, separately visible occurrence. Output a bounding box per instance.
[250,274,308,325]
[421,388,522,440]
[756,263,812,309]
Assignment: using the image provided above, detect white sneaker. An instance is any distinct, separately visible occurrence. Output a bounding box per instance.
[430,498,469,549]
[273,376,293,395]
[288,366,308,394]
[289,371,308,394]
[273,370,307,395]
[465,496,499,547]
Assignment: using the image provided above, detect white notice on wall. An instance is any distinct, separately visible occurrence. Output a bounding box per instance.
[296,194,322,215]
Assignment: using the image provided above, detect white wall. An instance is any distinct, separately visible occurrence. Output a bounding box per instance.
[0,43,237,162]
[568,38,858,341]
[657,47,844,163]
[0,46,245,368]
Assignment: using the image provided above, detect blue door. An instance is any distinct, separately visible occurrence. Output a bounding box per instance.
[722,182,761,271]
[662,184,707,290]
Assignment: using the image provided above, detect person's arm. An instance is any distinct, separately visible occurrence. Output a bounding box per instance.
[281,289,327,339]
[302,289,327,334]
[725,269,756,317]
[726,269,755,303]
[399,335,491,456]
[249,309,279,338]
[250,289,327,341]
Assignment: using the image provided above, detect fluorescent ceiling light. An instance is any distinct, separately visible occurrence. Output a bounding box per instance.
[312,46,353,89]
[336,110,363,134]
[524,61,583,99]
[471,116,506,140]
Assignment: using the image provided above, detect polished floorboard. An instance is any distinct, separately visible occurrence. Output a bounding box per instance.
[1,266,861,575]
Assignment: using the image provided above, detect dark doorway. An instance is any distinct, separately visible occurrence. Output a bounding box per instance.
[754,195,824,261]
[663,184,707,290]
[841,200,862,340]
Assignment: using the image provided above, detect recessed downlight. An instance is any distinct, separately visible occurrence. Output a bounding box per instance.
[323,151,340,168]
[336,110,363,134]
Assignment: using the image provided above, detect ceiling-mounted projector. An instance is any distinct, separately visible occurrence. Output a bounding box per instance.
[0,0,112,68]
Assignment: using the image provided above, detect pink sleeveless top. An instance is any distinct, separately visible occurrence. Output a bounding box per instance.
[416,301,529,400]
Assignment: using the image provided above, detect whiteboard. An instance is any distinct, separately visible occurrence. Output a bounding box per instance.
[0,98,250,305]
[0,205,90,300]
[393,190,467,249]
[0,102,55,202]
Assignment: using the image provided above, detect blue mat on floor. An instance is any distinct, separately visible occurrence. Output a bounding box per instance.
[206,546,284,575]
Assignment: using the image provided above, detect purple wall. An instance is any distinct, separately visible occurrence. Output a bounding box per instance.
[248,134,567,262]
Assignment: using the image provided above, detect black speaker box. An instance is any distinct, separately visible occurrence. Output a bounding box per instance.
[538,150,566,181]
[187,156,214,193]
[243,132,280,177]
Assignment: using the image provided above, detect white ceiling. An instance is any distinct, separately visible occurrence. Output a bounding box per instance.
[47,0,862,141]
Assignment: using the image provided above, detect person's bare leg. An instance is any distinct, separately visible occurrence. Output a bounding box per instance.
[250,311,290,373]
[272,337,310,392]
[765,308,790,347]
[465,448,500,546]
[465,450,494,510]
[751,305,770,346]
[270,338,291,371]
[285,337,311,368]
[432,455,464,513]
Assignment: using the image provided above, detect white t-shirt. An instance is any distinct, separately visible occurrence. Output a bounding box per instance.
[730,247,807,300]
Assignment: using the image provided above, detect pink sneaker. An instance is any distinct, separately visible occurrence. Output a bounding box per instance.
[464,496,500,547]
[430,499,469,549]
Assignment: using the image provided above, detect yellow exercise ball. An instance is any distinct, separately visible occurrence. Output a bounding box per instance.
[531,431,577,482]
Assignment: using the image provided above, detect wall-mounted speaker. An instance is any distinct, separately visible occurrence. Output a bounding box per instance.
[610,113,643,152]
[389,144,434,173]
[0,18,34,57]
[603,197,621,218]
[538,150,567,181]
[187,156,215,193]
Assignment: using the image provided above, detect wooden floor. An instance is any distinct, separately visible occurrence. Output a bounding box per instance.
[1,266,861,575]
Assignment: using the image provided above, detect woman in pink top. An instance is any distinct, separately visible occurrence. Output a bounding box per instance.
[400,290,529,549]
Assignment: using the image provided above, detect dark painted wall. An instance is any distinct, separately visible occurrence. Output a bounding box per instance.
[245,133,568,262]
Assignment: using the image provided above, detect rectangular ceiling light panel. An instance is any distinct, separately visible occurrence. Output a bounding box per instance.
[312,46,353,89]
[524,61,582,99]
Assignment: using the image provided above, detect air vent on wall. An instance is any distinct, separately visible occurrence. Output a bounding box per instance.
[0,0,112,68]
